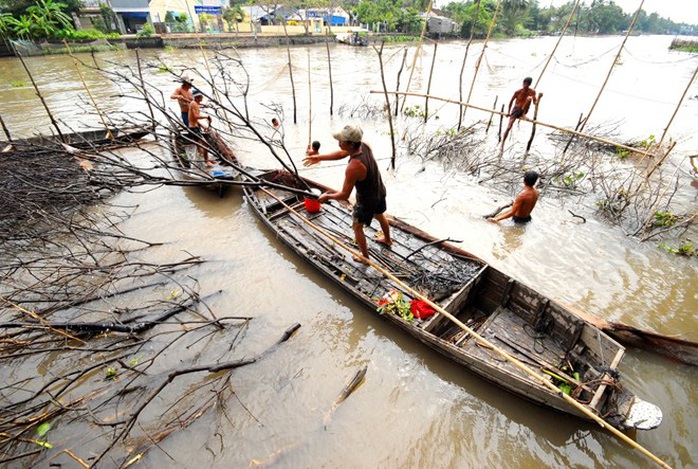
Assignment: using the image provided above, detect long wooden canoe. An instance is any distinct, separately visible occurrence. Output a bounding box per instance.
[242,169,663,431]
[1,126,150,152]
[169,129,240,196]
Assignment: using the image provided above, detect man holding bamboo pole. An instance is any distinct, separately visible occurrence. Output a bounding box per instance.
[501,77,541,152]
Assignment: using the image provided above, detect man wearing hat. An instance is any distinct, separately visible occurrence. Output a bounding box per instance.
[316,124,392,263]
[170,76,194,126]
[188,89,214,166]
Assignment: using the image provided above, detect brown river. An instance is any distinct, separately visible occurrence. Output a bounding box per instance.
[1,35,697,468]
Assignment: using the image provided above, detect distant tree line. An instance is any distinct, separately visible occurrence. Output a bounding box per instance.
[349,0,697,36]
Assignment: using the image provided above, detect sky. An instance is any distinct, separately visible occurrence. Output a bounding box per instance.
[545,0,698,25]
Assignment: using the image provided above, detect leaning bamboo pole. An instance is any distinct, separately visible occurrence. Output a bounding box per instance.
[16,54,64,141]
[307,49,312,148]
[371,90,658,158]
[462,0,502,121]
[260,187,671,469]
[533,0,580,89]
[400,0,433,113]
[577,0,644,133]
[457,0,482,130]
[658,65,698,148]
[64,40,114,140]
[424,42,438,124]
[325,29,335,116]
[373,42,397,169]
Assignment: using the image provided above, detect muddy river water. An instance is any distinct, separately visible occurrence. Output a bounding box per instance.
[1,35,697,467]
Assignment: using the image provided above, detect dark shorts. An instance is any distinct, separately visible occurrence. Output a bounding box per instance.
[512,215,532,224]
[188,126,203,140]
[353,199,387,226]
[181,112,189,127]
[510,106,525,119]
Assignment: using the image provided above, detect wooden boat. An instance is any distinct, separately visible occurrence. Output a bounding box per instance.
[169,129,240,196]
[336,31,368,46]
[242,169,664,431]
[0,126,150,152]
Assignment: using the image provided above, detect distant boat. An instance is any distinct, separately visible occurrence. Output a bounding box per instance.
[337,31,368,46]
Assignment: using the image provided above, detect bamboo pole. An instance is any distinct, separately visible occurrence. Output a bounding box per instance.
[135,49,158,140]
[577,0,644,133]
[260,187,671,469]
[400,0,433,112]
[64,40,114,140]
[325,29,334,116]
[658,65,698,148]
[374,42,397,170]
[394,48,408,117]
[533,0,580,89]
[462,0,502,121]
[457,0,482,131]
[16,53,64,141]
[424,42,438,124]
[372,90,658,158]
[526,92,543,153]
[282,20,298,124]
[197,43,236,136]
[307,49,312,148]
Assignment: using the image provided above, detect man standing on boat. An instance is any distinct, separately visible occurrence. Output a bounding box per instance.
[501,77,540,152]
[488,171,540,224]
[316,124,392,263]
[171,76,194,126]
[188,89,214,166]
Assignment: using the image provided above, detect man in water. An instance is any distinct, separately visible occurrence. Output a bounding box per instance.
[501,77,540,152]
[488,171,540,224]
[188,89,214,166]
[171,76,194,126]
[316,124,392,263]
[305,140,321,156]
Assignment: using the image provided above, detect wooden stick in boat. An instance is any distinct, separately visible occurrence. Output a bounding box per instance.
[64,40,114,140]
[371,90,658,159]
[259,187,671,469]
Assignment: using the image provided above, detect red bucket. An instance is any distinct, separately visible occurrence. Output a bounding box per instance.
[304,189,322,213]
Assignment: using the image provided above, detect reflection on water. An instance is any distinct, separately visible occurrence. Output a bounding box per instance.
[2,36,697,468]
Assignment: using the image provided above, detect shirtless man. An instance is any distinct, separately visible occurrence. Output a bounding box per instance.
[316,124,392,263]
[171,76,194,126]
[188,89,214,166]
[305,140,321,156]
[501,77,541,152]
[488,171,540,224]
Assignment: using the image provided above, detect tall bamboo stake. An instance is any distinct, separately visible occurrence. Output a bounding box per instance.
[325,29,334,116]
[372,90,658,158]
[400,0,433,112]
[282,20,298,124]
[374,42,397,169]
[394,48,408,117]
[658,65,698,148]
[457,0,482,131]
[260,187,671,469]
[526,92,543,153]
[307,49,312,148]
[486,96,497,134]
[197,43,235,135]
[135,49,158,140]
[462,0,502,121]
[64,40,114,140]
[424,42,438,124]
[16,53,64,141]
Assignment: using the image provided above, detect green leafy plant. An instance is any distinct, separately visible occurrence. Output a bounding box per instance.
[377,290,414,323]
[615,146,630,159]
[653,211,677,227]
[403,105,427,118]
[11,80,25,87]
[659,239,695,257]
[105,367,118,379]
[137,23,154,37]
[640,134,656,149]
